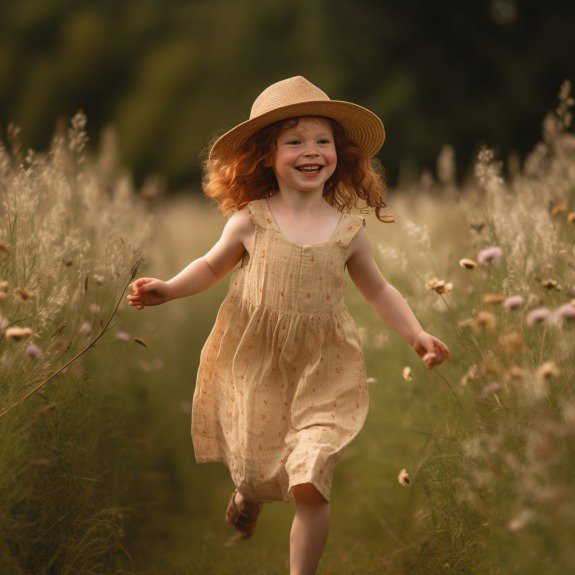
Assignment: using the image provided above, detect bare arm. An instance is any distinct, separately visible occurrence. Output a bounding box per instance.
[346,228,424,345]
[166,207,252,301]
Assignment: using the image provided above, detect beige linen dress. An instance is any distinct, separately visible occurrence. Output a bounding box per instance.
[191,197,369,503]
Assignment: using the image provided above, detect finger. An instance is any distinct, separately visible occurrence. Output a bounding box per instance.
[435,342,449,359]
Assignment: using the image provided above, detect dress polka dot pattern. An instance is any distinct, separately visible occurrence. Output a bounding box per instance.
[191,198,369,503]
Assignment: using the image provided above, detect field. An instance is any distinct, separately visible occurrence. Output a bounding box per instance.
[1,82,574,574]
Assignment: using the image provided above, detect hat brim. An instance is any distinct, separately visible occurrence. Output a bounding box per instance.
[208,100,385,162]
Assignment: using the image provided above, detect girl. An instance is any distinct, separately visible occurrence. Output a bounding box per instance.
[127,76,450,575]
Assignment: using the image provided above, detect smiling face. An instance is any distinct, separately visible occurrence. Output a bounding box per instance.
[271,116,337,195]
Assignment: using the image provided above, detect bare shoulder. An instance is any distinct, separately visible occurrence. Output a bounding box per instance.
[226,205,255,244]
[345,225,388,303]
[219,204,256,261]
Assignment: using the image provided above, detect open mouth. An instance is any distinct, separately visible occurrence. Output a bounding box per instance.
[295,165,323,174]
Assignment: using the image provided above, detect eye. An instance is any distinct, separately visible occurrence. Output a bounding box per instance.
[318,139,331,144]
[286,140,300,145]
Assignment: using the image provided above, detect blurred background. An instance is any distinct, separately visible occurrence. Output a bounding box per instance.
[1,0,574,191]
[2,2,575,574]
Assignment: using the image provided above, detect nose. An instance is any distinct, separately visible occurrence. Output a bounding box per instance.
[302,143,320,156]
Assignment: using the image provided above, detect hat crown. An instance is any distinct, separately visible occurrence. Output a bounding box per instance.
[250,76,330,120]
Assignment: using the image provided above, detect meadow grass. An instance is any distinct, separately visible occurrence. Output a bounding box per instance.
[2,81,574,574]
[0,114,174,574]
[122,82,575,574]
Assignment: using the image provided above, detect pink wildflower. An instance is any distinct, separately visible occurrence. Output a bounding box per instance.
[477,246,502,263]
[551,303,575,323]
[503,295,525,309]
[526,307,551,325]
[26,343,43,358]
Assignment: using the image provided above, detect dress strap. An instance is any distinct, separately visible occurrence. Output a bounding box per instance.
[246,199,276,230]
[335,214,366,248]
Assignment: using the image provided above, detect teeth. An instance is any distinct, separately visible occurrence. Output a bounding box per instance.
[297,166,321,172]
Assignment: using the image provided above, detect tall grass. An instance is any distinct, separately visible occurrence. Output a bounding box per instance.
[0,113,174,574]
[2,80,574,574]
[120,81,575,574]
[354,79,575,575]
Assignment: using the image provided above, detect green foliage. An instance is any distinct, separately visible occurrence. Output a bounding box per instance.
[1,0,574,189]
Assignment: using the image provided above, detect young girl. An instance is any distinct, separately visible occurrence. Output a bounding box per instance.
[127,76,450,575]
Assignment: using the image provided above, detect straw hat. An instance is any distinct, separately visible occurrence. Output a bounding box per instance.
[208,76,385,162]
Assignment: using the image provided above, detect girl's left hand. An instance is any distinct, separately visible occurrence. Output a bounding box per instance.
[411,331,451,369]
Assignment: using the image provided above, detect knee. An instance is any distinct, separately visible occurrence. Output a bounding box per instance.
[292,482,328,506]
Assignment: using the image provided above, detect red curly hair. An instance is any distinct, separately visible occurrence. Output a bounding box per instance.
[202,116,394,223]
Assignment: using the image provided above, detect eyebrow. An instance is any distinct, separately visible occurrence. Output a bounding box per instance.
[280,131,333,138]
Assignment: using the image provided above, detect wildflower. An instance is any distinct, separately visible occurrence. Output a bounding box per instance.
[483,293,505,305]
[397,468,410,486]
[366,377,378,384]
[477,246,502,264]
[536,361,560,381]
[526,307,551,325]
[541,278,561,291]
[425,277,453,294]
[459,258,477,269]
[93,274,105,285]
[480,382,501,398]
[5,326,33,341]
[79,321,92,336]
[90,303,101,315]
[26,343,43,358]
[503,295,525,309]
[115,331,131,340]
[481,358,502,376]
[14,288,37,302]
[499,333,526,355]
[552,303,575,322]
[471,311,496,331]
[549,202,567,217]
[503,366,528,382]
[402,367,412,381]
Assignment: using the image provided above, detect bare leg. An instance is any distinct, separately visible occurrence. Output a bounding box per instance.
[290,482,330,575]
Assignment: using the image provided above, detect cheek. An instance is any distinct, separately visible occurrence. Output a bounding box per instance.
[328,150,337,168]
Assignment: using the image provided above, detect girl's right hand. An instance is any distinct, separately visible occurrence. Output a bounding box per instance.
[127,278,171,309]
